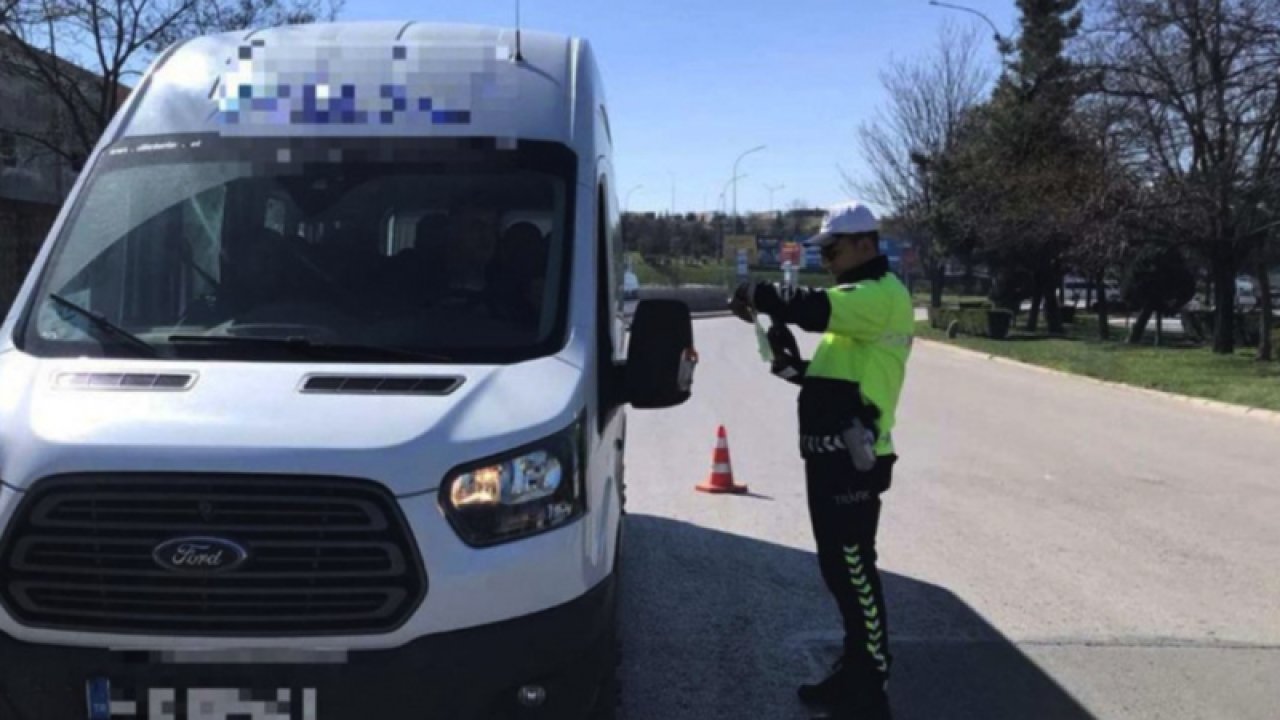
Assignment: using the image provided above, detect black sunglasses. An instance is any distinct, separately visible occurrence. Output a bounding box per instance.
[820,241,846,261]
[821,234,871,261]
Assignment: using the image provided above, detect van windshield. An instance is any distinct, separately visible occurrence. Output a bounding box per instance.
[19,135,576,364]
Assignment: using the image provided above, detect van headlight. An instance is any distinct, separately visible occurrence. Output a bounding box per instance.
[440,422,585,547]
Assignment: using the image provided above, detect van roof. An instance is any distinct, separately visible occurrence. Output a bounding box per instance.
[119,22,586,145]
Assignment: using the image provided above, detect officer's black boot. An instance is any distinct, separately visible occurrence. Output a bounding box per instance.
[797,658,848,706]
[807,663,892,720]
[809,698,892,720]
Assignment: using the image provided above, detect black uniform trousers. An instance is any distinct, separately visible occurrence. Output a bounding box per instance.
[804,447,896,696]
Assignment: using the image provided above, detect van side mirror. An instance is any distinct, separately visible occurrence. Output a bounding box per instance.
[626,300,696,409]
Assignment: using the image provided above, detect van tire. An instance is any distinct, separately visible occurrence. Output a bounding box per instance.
[587,633,621,720]
[587,527,624,720]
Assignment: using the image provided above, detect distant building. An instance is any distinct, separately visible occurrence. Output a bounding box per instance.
[0,37,122,314]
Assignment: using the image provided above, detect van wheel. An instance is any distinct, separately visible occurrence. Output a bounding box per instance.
[588,537,623,720]
[587,634,621,720]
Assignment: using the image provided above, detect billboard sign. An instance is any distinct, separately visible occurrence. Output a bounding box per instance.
[723,235,758,265]
[756,237,781,267]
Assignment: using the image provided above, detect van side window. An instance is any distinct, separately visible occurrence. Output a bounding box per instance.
[607,187,625,360]
[263,197,287,235]
[600,105,613,147]
[596,182,623,424]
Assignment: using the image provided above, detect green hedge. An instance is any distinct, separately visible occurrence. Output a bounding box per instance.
[927,307,1014,339]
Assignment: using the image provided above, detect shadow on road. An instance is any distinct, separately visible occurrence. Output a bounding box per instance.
[620,514,1094,720]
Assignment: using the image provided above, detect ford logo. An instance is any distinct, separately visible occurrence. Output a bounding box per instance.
[152,537,248,574]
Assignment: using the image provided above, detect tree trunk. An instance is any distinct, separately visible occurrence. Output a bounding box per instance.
[1044,288,1064,334]
[1128,306,1154,344]
[1259,257,1273,362]
[1026,287,1043,332]
[1095,273,1110,341]
[1211,247,1236,354]
[1155,311,1164,347]
[1044,270,1064,335]
[929,264,945,309]
[962,256,976,296]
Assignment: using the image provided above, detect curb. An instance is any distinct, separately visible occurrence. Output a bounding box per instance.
[917,338,1280,426]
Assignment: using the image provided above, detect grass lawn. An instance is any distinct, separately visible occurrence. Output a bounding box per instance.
[916,318,1280,412]
[629,254,834,288]
[910,293,990,308]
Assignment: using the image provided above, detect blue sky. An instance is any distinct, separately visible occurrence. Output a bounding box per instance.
[344,1,1019,214]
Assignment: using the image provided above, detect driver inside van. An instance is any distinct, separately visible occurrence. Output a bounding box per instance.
[442,208,499,296]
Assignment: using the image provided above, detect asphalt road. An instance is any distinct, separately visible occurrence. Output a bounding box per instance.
[619,316,1280,720]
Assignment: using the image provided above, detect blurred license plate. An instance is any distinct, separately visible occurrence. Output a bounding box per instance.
[87,679,317,720]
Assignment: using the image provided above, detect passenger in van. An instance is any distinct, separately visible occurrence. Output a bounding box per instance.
[421,208,500,310]
[486,221,549,327]
[233,226,351,327]
[372,216,448,312]
[235,227,295,311]
[303,221,380,304]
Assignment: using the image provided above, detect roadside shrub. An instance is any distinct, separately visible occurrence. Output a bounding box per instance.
[1179,310,1271,347]
[928,307,1014,339]
[1122,245,1196,315]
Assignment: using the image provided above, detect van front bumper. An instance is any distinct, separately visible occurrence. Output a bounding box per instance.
[0,574,616,720]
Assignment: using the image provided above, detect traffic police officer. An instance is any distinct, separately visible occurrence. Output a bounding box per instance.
[730,201,913,719]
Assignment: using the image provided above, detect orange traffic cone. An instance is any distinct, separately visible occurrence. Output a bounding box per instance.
[696,425,748,494]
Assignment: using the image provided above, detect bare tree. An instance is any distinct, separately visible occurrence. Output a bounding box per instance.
[0,0,341,171]
[1071,94,1144,339]
[849,23,993,308]
[1087,0,1280,354]
[1243,197,1279,360]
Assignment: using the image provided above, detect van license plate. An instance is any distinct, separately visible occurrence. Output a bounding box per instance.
[87,680,317,720]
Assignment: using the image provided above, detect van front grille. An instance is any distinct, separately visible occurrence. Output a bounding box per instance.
[0,474,426,636]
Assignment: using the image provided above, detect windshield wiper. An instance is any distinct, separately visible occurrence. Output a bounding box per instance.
[48,293,160,358]
[167,335,454,363]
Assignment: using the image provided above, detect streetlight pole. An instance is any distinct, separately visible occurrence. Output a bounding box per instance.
[624,184,643,213]
[928,1,1009,53]
[732,145,766,223]
[764,183,786,213]
[910,152,936,306]
[668,171,677,216]
[718,173,748,278]
[719,173,747,216]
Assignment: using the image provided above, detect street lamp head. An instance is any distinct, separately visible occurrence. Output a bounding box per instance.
[929,0,1009,55]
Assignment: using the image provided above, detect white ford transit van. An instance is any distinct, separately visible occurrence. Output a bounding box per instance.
[0,22,695,720]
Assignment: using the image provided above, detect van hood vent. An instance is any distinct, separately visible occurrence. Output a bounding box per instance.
[54,372,196,391]
[300,375,463,395]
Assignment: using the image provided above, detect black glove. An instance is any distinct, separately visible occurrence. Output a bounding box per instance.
[728,281,756,324]
[767,322,799,359]
[767,322,807,384]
